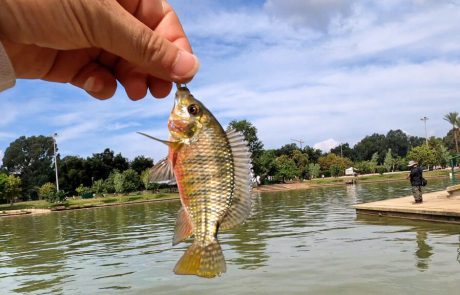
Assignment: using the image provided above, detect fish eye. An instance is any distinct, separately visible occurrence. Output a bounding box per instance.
[187,104,200,116]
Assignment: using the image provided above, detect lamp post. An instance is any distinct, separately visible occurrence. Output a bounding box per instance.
[53,133,60,192]
[420,116,429,145]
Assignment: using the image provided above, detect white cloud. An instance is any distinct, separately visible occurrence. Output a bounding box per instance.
[314,138,340,152]
[0,149,3,166]
[264,0,355,31]
[1,0,459,160]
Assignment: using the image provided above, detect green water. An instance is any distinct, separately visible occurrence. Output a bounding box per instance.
[1,179,459,294]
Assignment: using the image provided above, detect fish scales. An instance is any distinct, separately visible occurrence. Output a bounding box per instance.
[176,124,234,240]
[140,85,252,278]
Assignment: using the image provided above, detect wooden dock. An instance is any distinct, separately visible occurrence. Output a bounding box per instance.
[353,189,460,224]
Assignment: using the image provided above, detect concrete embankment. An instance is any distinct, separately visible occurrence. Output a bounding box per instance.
[354,187,460,224]
[0,208,51,217]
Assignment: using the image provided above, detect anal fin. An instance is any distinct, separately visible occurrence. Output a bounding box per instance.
[173,207,193,245]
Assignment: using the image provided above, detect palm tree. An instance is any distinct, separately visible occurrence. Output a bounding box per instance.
[444,112,459,153]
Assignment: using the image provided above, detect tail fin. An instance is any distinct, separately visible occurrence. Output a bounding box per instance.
[174,240,226,278]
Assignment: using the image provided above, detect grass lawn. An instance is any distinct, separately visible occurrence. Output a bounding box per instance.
[0,192,179,212]
[308,169,450,186]
[1,169,454,212]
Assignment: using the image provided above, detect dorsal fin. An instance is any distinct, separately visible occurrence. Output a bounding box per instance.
[149,157,176,184]
[220,130,253,230]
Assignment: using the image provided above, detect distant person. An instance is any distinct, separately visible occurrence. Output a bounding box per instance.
[0,0,199,99]
[407,161,423,204]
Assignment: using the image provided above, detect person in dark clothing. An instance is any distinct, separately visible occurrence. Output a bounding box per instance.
[407,160,423,204]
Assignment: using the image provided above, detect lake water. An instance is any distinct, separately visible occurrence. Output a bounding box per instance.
[1,179,459,294]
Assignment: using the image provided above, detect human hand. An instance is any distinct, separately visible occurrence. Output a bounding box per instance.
[0,0,199,100]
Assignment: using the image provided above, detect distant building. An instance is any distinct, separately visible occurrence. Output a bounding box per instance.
[345,167,357,176]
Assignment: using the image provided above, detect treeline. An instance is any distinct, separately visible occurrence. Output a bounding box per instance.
[230,117,458,184]
[0,136,154,203]
[1,113,459,203]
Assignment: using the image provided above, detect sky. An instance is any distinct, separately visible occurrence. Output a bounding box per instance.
[1,0,459,165]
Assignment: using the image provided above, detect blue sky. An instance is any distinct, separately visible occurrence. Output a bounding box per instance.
[1,0,459,164]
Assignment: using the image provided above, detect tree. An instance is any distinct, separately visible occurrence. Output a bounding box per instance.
[274,155,299,183]
[92,179,105,194]
[330,143,355,160]
[86,149,129,181]
[227,120,264,175]
[443,112,459,153]
[113,172,124,194]
[1,135,54,199]
[59,156,89,195]
[292,150,309,179]
[303,146,322,163]
[113,153,130,172]
[370,152,379,173]
[355,161,373,174]
[103,172,116,193]
[383,149,395,172]
[307,163,321,179]
[330,165,342,177]
[141,169,152,190]
[353,133,387,162]
[38,182,56,201]
[122,169,142,193]
[0,173,22,205]
[256,150,277,183]
[318,153,352,174]
[443,129,457,153]
[407,145,437,168]
[113,169,142,194]
[385,130,410,158]
[130,156,154,175]
[428,137,451,167]
[408,135,425,149]
[275,143,299,157]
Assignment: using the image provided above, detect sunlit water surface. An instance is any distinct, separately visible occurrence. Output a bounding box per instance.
[1,179,459,294]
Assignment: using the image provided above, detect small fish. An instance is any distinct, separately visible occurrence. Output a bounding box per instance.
[139,85,252,278]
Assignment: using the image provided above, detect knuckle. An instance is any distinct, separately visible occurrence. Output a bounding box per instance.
[139,31,176,72]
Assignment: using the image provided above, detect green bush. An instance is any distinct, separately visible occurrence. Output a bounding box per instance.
[92,179,105,194]
[329,165,342,177]
[376,165,386,175]
[103,173,116,193]
[113,169,142,194]
[102,198,118,204]
[75,184,93,197]
[38,183,56,201]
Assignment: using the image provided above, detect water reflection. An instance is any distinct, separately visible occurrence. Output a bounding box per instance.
[415,229,433,271]
[356,214,458,272]
[458,236,460,264]
[0,178,458,294]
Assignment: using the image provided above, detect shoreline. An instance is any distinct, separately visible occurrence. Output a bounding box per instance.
[0,173,452,217]
[254,175,450,193]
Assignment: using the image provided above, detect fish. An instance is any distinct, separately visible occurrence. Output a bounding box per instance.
[139,84,252,278]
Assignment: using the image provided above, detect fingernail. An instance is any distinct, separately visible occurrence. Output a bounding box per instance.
[172,50,199,78]
[83,77,103,92]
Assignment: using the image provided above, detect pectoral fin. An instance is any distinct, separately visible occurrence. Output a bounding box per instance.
[137,132,178,147]
[150,158,176,184]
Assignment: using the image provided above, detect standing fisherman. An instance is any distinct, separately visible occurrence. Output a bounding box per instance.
[407,161,423,204]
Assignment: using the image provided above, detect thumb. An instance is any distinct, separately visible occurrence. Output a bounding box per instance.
[89,0,199,82]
